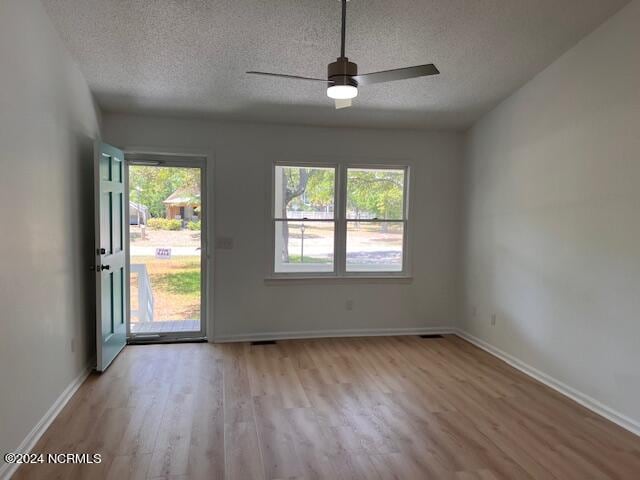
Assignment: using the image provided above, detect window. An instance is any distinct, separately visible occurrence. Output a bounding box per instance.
[272,163,409,277]
[346,168,406,272]
[273,165,337,273]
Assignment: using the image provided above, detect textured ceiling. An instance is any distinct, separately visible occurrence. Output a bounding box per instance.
[42,0,628,130]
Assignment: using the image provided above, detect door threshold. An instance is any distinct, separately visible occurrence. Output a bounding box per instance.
[127,336,207,345]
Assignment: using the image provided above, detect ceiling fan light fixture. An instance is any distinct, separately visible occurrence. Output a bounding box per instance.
[327,84,358,99]
[247,0,440,110]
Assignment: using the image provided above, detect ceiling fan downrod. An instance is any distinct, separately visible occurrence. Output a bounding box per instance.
[328,0,358,99]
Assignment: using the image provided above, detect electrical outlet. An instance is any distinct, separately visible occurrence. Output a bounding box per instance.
[491,314,497,326]
[71,338,76,353]
[345,299,354,311]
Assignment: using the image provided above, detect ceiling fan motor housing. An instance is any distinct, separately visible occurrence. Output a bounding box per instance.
[328,57,358,87]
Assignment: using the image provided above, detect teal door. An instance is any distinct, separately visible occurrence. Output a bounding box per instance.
[95,142,127,372]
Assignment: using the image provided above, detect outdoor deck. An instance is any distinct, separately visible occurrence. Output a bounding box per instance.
[130,319,200,334]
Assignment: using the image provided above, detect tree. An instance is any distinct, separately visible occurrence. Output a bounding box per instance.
[302,169,334,210]
[280,168,310,261]
[277,167,404,262]
[278,167,339,261]
[346,170,404,220]
[129,166,200,218]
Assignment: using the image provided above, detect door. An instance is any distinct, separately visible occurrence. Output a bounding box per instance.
[95,142,127,371]
[127,157,207,341]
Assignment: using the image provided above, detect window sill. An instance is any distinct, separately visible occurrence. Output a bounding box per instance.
[264,276,413,286]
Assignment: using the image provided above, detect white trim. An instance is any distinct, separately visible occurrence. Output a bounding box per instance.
[268,160,412,279]
[0,363,93,480]
[264,276,413,285]
[455,329,640,438]
[213,326,454,343]
[120,144,216,342]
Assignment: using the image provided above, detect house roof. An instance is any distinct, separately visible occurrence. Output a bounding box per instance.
[129,201,149,212]
[163,186,201,206]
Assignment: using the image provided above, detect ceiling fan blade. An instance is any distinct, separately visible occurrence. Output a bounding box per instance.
[246,71,330,83]
[335,98,352,109]
[353,64,440,86]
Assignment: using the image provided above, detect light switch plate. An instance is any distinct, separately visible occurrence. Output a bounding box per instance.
[215,237,234,250]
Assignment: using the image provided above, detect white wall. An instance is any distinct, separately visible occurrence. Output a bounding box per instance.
[0,0,100,467]
[103,114,463,340]
[462,0,640,429]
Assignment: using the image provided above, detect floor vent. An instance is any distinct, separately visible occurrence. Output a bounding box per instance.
[251,340,277,346]
[419,334,444,339]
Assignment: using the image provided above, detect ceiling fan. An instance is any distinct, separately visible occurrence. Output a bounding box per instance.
[247,0,440,109]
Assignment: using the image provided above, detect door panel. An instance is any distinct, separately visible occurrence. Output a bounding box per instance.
[95,142,127,372]
[114,192,123,252]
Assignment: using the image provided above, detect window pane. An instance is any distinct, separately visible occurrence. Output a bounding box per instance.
[274,165,335,219]
[346,221,404,272]
[274,221,334,273]
[346,168,405,220]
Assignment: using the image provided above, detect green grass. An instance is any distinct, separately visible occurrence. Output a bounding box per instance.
[154,268,201,295]
[130,256,201,320]
[287,255,332,264]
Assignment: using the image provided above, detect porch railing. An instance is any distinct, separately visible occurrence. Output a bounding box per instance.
[130,263,154,324]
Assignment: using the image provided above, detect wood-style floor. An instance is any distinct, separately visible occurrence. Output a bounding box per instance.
[15,335,640,480]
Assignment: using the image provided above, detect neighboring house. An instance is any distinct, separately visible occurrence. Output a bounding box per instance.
[129,201,149,225]
[163,186,200,221]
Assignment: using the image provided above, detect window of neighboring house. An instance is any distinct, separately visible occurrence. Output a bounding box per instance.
[272,163,409,277]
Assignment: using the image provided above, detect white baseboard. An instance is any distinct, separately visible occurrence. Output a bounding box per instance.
[455,329,640,437]
[0,362,94,480]
[212,326,455,343]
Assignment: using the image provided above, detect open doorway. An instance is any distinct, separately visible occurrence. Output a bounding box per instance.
[126,156,206,341]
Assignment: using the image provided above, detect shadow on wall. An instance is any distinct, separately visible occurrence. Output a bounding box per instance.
[70,130,98,364]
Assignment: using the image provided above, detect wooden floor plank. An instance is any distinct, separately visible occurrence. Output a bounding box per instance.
[13,336,640,480]
[105,454,152,480]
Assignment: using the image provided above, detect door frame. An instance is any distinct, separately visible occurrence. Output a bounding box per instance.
[123,147,214,342]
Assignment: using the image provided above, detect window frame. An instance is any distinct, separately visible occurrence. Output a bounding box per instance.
[341,164,410,276]
[268,160,411,279]
[271,161,340,277]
